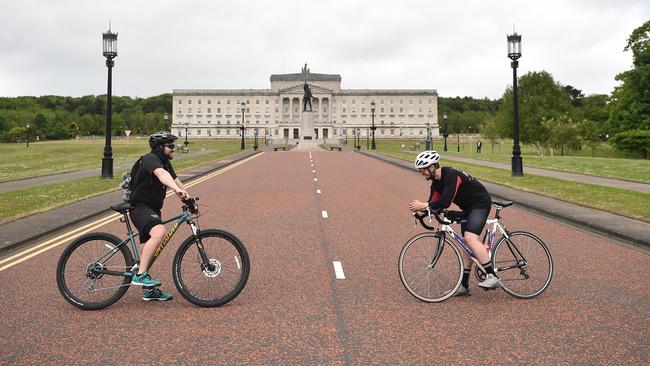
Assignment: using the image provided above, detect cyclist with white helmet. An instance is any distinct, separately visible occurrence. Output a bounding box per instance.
[129,131,190,301]
[408,150,500,295]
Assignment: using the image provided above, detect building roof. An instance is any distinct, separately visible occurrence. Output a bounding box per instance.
[270,72,341,82]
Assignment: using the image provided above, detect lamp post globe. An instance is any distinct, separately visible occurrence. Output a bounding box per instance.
[240,102,246,149]
[101,27,118,179]
[442,111,448,151]
[370,101,376,150]
[508,32,524,176]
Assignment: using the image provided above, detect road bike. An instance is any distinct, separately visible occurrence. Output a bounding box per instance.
[398,200,553,302]
[56,197,250,310]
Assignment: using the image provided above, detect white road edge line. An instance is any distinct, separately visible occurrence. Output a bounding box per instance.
[333,261,345,279]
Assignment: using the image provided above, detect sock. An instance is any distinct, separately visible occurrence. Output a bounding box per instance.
[461,269,471,288]
[482,262,496,276]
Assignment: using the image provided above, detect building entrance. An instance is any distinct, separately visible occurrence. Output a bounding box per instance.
[293,128,299,139]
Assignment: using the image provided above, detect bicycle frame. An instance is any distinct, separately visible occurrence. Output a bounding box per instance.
[91,208,200,278]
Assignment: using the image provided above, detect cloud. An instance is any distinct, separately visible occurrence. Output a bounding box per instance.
[0,0,648,98]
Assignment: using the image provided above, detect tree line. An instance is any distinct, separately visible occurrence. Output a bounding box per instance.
[0,94,172,142]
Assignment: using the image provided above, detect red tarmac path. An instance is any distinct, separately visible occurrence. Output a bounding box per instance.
[0,151,648,364]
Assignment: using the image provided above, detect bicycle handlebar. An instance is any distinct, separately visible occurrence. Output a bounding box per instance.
[413,208,465,230]
[182,197,200,214]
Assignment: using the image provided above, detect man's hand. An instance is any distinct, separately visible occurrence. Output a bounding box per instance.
[175,189,189,200]
[409,200,429,212]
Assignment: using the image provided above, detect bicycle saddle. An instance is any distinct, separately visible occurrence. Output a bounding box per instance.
[110,203,133,214]
[492,200,513,207]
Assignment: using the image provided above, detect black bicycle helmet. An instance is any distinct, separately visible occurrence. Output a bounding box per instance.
[148,131,178,149]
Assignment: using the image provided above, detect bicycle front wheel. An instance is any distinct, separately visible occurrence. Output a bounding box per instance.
[398,232,463,303]
[56,233,134,310]
[173,229,250,307]
[493,231,553,299]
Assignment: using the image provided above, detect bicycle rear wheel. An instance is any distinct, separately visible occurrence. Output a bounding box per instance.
[172,229,250,307]
[398,232,463,302]
[493,231,553,299]
[56,233,134,310]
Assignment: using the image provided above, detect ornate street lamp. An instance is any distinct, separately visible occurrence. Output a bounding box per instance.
[456,115,460,153]
[425,122,431,150]
[240,102,246,149]
[101,26,118,179]
[163,112,169,131]
[25,124,30,148]
[184,122,189,145]
[442,111,449,151]
[254,128,259,151]
[508,32,524,176]
[370,101,376,150]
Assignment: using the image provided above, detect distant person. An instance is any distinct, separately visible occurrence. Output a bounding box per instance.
[408,150,499,296]
[477,140,482,154]
[130,131,190,301]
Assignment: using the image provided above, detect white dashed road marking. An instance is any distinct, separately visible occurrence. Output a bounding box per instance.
[317,189,321,194]
[333,261,346,279]
[322,210,328,218]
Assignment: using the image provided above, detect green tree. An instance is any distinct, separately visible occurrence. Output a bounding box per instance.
[542,114,584,156]
[481,116,501,153]
[496,71,573,155]
[8,127,26,142]
[50,122,69,140]
[607,20,650,134]
[609,130,650,158]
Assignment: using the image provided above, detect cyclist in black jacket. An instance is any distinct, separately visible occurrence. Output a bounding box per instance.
[408,150,500,295]
[129,131,190,301]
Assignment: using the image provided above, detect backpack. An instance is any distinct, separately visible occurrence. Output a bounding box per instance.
[120,155,144,203]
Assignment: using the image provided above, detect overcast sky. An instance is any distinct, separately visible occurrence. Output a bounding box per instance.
[1,0,648,99]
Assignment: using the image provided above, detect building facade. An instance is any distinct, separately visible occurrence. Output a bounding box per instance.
[171,67,439,141]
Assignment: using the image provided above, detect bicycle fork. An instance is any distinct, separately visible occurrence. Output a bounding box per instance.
[428,232,447,269]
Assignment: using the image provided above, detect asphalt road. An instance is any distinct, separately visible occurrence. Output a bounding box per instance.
[1,151,648,365]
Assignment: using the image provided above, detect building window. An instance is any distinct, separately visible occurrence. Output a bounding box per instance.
[188,100,192,105]
[208,100,211,104]
[197,130,202,135]
[227,129,230,135]
[188,108,192,114]
[217,108,221,113]
[198,100,202,105]
[217,129,221,135]
[227,100,231,104]
[178,100,182,104]
[207,108,211,113]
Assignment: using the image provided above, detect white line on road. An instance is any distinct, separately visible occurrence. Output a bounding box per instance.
[309,152,312,159]
[322,210,328,218]
[314,178,318,181]
[333,261,345,279]
[312,170,316,173]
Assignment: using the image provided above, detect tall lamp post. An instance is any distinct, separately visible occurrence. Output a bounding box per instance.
[442,111,448,151]
[184,123,189,145]
[25,124,30,148]
[101,27,117,179]
[425,123,431,150]
[254,129,259,151]
[240,102,246,149]
[163,112,169,131]
[456,116,460,153]
[508,32,524,176]
[370,101,376,149]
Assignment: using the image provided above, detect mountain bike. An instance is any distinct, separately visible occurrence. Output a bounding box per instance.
[398,200,553,302]
[56,197,250,310]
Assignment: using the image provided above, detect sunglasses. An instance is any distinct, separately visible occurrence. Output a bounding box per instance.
[165,143,176,149]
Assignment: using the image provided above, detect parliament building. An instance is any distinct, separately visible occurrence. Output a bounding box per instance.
[171,66,439,141]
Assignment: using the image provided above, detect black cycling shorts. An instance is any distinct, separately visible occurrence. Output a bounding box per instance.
[130,205,163,244]
[460,205,491,236]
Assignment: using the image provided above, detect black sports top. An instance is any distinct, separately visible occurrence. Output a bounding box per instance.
[131,152,177,210]
[427,167,491,211]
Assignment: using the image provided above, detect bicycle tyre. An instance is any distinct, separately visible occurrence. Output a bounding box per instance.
[398,232,463,303]
[56,232,134,310]
[172,229,250,307]
[493,231,553,299]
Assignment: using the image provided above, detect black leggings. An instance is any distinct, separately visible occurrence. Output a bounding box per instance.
[460,206,491,236]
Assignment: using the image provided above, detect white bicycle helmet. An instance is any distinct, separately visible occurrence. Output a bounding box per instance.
[414,150,440,169]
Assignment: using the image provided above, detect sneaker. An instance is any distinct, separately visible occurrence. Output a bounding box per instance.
[131,271,161,287]
[143,288,173,301]
[454,285,471,296]
[478,273,501,289]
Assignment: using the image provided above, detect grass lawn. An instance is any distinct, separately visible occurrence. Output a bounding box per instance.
[367,139,650,222]
[0,138,243,183]
[368,139,650,184]
[0,140,243,223]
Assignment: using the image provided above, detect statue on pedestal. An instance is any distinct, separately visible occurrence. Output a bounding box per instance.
[303,82,314,112]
